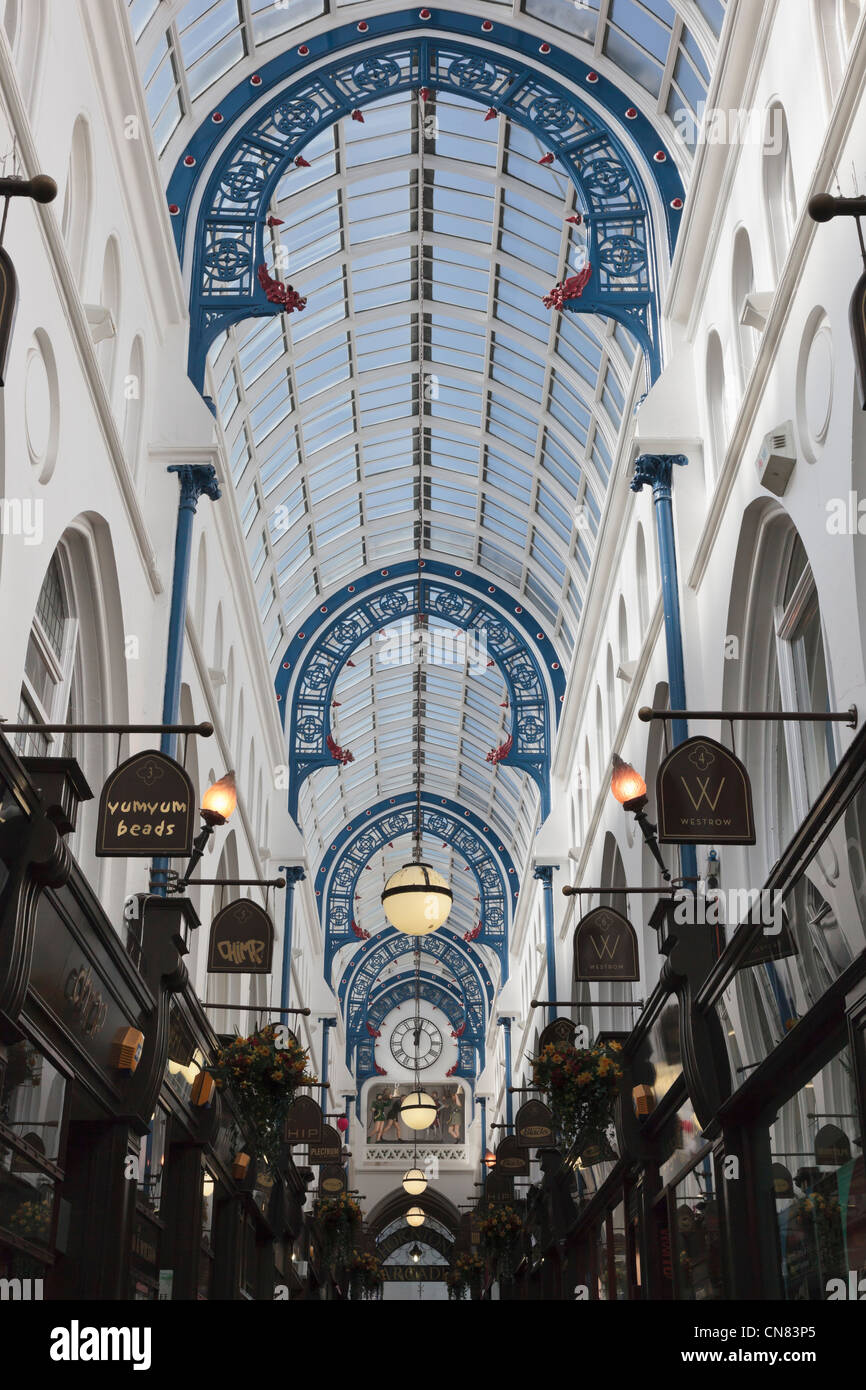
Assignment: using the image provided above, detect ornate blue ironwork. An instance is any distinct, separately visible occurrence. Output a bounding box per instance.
[318,793,517,980]
[168,21,683,393]
[367,970,467,1036]
[339,925,494,1070]
[278,562,563,819]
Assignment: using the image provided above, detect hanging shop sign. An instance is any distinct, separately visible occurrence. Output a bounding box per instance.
[814,1124,851,1166]
[495,1135,530,1177]
[739,914,798,968]
[539,1016,577,1050]
[308,1124,342,1166]
[515,1099,554,1149]
[485,1171,515,1203]
[285,1096,323,1145]
[95,751,195,857]
[576,1129,617,1167]
[318,1165,347,1195]
[771,1163,795,1199]
[207,899,274,973]
[573,906,639,983]
[656,736,755,845]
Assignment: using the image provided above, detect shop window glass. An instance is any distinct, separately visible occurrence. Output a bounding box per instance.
[631,998,681,1118]
[137,1107,167,1213]
[659,1098,705,1188]
[198,1167,215,1300]
[595,1218,609,1300]
[0,1041,66,1163]
[671,1162,724,1300]
[0,1150,56,1249]
[611,1202,628,1299]
[770,1044,865,1299]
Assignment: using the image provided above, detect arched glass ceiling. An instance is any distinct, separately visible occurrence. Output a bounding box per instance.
[128,0,727,163]
[206,87,641,670]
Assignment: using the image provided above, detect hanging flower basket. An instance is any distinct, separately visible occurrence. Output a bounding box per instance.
[530,1039,623,1148]
[478,1206,523,1278]
[317,1193,363,1266]
[347,1250,384,1300]
[209,1024,316,1159]
[446,1252,485,1301]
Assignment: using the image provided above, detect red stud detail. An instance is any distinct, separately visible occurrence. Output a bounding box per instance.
[298,44,309,55]
[454,569,462,576]
[348,585,355,592]
[552,662,559,670]
[419,8,431,18]
[487,585,495,593]
[357,21,368,32]
[212,111,224,122]
[537,632,543,640]
[168,203,180,215]
[250,74,262,86]
[515,606,522,614]
[482,19,493,30]
[282,661,290,670]
[298,632,305,639]
[625,107,637,119]
[381,569,389,576]
[320,605,328,612]
[276,693,282,701]
[586,72,599,83]
[183,155,195,167]
[671,197,684,210]
[539,42,550,53]
[419,560,425,567]
[654,150,667,162]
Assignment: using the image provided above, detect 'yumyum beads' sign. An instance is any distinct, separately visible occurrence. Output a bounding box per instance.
[96,752,195,857]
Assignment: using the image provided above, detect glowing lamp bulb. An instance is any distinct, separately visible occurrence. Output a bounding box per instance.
[610,755,647,806]
[201,771,237,824]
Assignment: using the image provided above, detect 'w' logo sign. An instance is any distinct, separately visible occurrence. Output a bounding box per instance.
[681,775,726,811]
[591,935,619,961]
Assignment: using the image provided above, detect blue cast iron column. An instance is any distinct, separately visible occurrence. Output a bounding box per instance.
[498,1017,513,1129]
[152,463,221,896]
[320,1017,336,1105]
[630,454,698,888]
[533,865,559,1022]
[278,865,306,1010]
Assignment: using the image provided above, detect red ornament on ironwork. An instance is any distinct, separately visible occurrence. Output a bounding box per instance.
[542,263,592,311]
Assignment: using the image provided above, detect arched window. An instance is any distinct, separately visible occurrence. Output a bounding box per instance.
[594,686,605,783]
[740,515,836,867]
[763,103,797,279]
[705,330,729,481]
[817,0,862,97]
[225,649,235,741]
[605,644,616,742]
[121,336,145,475]
[617,595,629,673]
[732,227,759,384]
[60,116,93,288]
[95,238,121,390]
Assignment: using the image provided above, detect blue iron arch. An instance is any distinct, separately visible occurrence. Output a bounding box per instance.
[167,17,683,392]
[339,925,494,1067]
[318,792,519,979]
[277,562,565,818]
[368,969,468,1037]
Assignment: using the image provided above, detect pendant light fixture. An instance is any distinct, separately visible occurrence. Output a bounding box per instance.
[402,1166,428,1196]
[406,1206,426,1228]
[381,98,452,940]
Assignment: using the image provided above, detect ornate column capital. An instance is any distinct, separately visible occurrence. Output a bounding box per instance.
[279,865,306,887]
[630,453,688,501]
[533,864,555,886]
[168,462,222,510]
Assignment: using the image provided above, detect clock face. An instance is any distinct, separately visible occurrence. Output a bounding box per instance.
[389,1018,443,1070]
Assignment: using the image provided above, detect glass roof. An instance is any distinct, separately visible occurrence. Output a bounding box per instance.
[202,84,640,864]
[129,1,727,163]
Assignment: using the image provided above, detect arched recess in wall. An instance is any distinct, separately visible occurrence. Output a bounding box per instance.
[731,227,759,386]
[815,0,862,99]
[763,102,797,282]
[1,0,45,111]
[121,336,145,477]
[95,237,121,393]
[225,648,235,742]
[580,735,592,839]
[594,685,605,785]
[635,523,650,633]
[60,115,94,289]
[207,830,241,1035]
[605,644,617,742]
[598,832,635,1033]
[639,679,669,962]
[705,330,730,485]
[194,533,207,636]
[212,603,224,712]
[617,595,629,674]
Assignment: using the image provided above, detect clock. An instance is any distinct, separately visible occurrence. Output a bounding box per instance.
[389,1018,443,1070]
